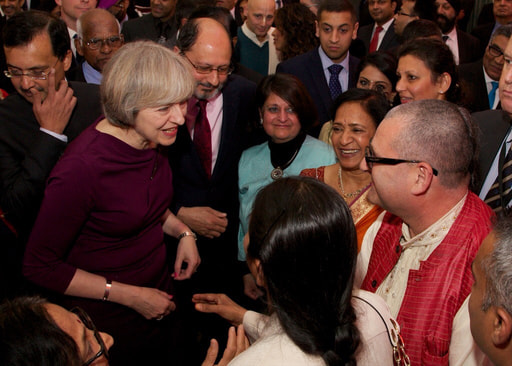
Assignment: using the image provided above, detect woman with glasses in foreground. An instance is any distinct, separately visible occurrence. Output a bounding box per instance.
[195,177,398,365]
[23,41,200,365]
[301,89,390,250]
[0,297,113,366]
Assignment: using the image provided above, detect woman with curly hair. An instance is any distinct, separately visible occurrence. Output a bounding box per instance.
[273,3,318,61]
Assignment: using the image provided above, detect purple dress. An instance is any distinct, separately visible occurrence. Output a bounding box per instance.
[24,122,177,365]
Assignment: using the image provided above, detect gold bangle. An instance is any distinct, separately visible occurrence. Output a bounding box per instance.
[102,279,112,301]
[177,231,197,241]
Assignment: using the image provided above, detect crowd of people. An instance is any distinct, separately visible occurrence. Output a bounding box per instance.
[2,0,512,365]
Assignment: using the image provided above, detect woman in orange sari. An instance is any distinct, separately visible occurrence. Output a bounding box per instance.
[301,89,390,250]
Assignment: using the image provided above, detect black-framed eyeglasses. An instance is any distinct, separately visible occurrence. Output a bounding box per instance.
[488,44,504,58]
[70,307,109,366]
[180,52,233,75]
[364,146,439,176]
[4,59,59,80]
[82,35,124,50]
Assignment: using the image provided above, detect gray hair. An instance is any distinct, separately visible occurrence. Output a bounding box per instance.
[386,99,478,188]
[101,41,195,127]
[76,8,121,41]
[489,24,512,45]
[482,216,512,316]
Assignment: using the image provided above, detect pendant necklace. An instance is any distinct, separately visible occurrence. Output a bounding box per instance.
[271,147,300,180]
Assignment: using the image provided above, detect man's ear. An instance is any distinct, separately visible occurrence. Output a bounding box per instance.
[352,21,359,40]
[491,307,512,347]
[410,162,434,196]
[62,49,72,72]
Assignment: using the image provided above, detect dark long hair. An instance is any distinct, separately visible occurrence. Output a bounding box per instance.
[247,177,360,366]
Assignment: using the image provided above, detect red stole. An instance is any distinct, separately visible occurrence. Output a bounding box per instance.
[360,192,493,365]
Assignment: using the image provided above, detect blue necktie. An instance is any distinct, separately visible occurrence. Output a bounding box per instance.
[488,81,499,109]
[328,64,343,100]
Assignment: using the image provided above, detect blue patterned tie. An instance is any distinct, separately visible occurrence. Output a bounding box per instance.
[488,81,499,109]
[328,64,343,100]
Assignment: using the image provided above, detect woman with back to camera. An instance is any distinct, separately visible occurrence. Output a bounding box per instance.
[303,89,389,249]
[272,3,318,62]
[237,73,335,299]
[195,177,398,365]
[23,42,200,365]
[396,37,461,104]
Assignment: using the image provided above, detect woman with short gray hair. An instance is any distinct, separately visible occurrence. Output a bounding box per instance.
[23,41,200,365]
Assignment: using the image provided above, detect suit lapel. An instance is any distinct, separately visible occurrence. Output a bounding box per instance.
[379,23,395,50]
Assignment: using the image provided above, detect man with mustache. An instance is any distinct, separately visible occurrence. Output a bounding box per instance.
[170,17,259,364]
[0,11,102,298]
[434,0,480,64]
[121,0,178,48]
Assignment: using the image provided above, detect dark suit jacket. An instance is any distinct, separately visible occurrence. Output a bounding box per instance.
[457,28,482,64]
[66,64,87,83]
[459,59,493,113]
[276,48,360,136]
[472,109,511,194]
[121,13,178,48]
[357,21,400,57]
[471,22,494,57]
[0,82,102,242]
[168,74,259,294]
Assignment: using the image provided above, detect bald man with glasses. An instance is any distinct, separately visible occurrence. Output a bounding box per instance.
[355,99,493,366]
[68,8,124,85]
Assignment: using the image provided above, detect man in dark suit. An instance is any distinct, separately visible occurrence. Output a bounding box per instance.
[435,0,480,64]
[472,0,512,57]
[277,0,359,137]
[357,0,399,56]
[0,11,102,298]
[122,0,178,48]
[169,17,259,363]
[459,25,511,112]
[473,35,512,214]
